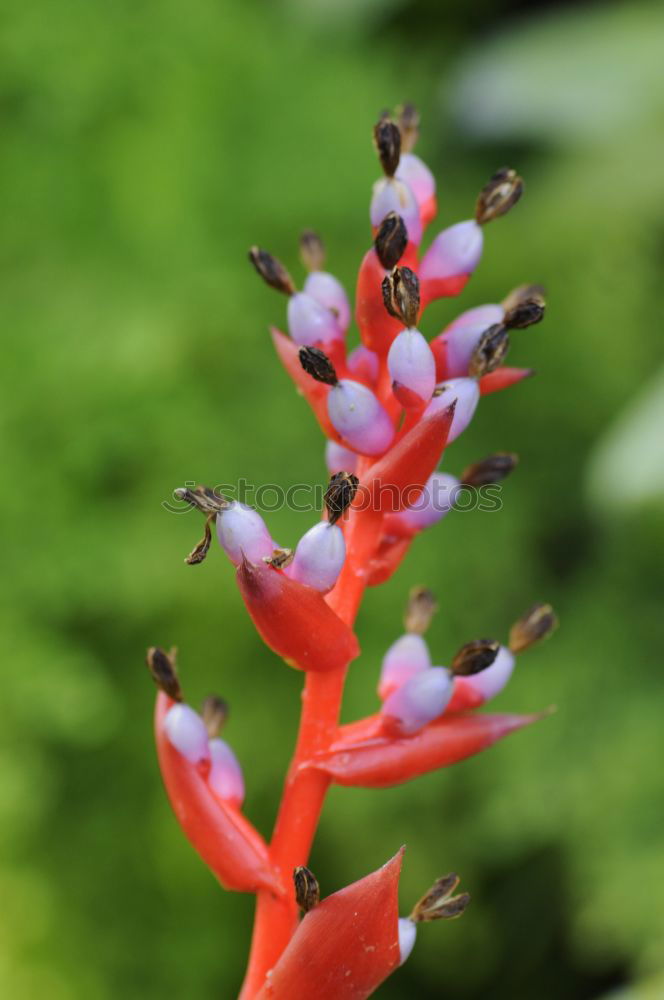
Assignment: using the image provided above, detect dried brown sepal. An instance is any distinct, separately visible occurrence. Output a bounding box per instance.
[293,866,320,913]
[324,471,359,526]
[248,246,295,295]
[298,346,339,386]
[397,101,420,153]
[501,283,546,314]
[299,230,326,273]
[185,514,215,565]
[503,287,546,330]
[373,116,401,177]
[201,694,229,738]
[410,872,470,923]
[451,639,500,677]
[264,547,295,569]
[146,646,182,702]
[382,266,420,327]
[509,602,558,653]
[174,485,230,516]
[374,212,408,270]
[461,453,519,488]
[404,586,438,634]
[468,324,510,377]
[475,167,524,225]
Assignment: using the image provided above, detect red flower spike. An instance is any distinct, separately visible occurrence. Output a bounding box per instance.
[255,849,404,1000]
[479,367,535,396]
[270,327,344,443]
[237,557,360,672]
[355,245,418,356]
[309,712,541,788]
[154,693,282,895]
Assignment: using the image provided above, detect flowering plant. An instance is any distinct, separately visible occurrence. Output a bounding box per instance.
[146,105,557,999]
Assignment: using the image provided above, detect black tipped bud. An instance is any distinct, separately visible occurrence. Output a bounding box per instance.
[397,101,420,153]
[381,266,420,328]
[324,471,359,526]
[475,168,524,225]
[451,639,500,676]
[298,346,339,386]
[375,212,408,270]
[174,485,230,516]
[503,287,546,330]
[509,602,558,653]
[373,117,401,177]
[404,586,438,634]
[293,866,320,913]
[468,324,510,377]
[248,246,295,295]
[410,873,471,923]
[201,694,229,738]
[461,453,519,488]
[146,647,182,702]
[299,230,326,273]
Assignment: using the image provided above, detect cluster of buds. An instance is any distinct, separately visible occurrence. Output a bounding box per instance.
[147,105,557,999]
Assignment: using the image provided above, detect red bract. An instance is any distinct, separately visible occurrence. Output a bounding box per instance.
[479,366,535,395]
[255,850,404,1000]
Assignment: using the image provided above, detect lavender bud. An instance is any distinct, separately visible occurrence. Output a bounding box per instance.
[371,177,422,245]
[461,644,515,701]
[398,918,417,966]
[248,247,295,295]
[378,633,431,701]
[327,380,395,455]
[381,667,453,736]
[299,230,326,272]
[164,703,210,764]
[325,440,358,476]
[475,167,524,225]
[468,324,510,376]
[437,305,505,378]
[374,212,408,270]
[288,291,342,346]
[396,153,435,212]
[373,117,401,177]
[461,453,518,488]
[216,503,276,566]
[451,639,500,676]
[288,522,346,593]
[446,304,504,333]
[388,328,436,403]
[347,345,380,384]
[298,346,338,386]
[303,271,351,332]
[509,602,558,653]
[420,220,483,281]
[208,737,245,806]
[425,378,480,443]
[324,471,359,526]
[393,472,460,532]
[382,266,420,328]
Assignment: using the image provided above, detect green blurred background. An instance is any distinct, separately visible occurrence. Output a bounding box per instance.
[2,0,663,996]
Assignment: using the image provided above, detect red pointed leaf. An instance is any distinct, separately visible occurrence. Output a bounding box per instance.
[479,367,535,395]
[237,558,360,672]
[255,849,404,1000]
[154,693,281,894]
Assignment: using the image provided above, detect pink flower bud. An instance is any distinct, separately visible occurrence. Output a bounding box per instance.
[347,345,380,385]
[398,917,417,966]
[327,379,395,455]
[388,328,436,404]
[304,271,351,332]
[424,378,480,443]
[216,503,275,566]
[381,667,453,737]
[435,304,505,378]
[461,644,515,702]
[370,177,423,245]
[395,152,435,214]
[325,440,358,476]
[288,522,346,593]
[287,291,342,347]
[164,703,210,764]
[378,633,431,700]
[393,471,460,533]
[208,737,245,807]
[420,220,483,282]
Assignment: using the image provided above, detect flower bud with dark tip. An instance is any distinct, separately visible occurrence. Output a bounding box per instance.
[288,292,343,346]
[324,471,360,526]
[201,694,229,739]
[378,633,430,701]
[146,646,182,702]
[389,471,460,534]
[381,667,453,737]
[164,703,211,764]
[299,230,326,273]
[420,220,484,291]
[425,378,479,443]
[371,179,422,245]
[468,324,510,377]
[509,602,558,653]
[248,246,295,295]
[460,452,519,488]
[475,167,524,225]
[298,346,339,386]
[404,587,438,634]
[382,266,420,327]
[293,866,320,913]
[288,522,346,593]
[373,117,401,177]
[327,380,395,455]
[325,440,358,476]
[503,288,546,331]
[216,502,276,566]
[410,873,470,923]
[451,639,500,676]
[174,485,230,516]
[374,212,408,270]
[208,738,245,807]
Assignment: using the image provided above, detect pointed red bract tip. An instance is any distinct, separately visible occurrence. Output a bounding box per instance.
[255,849,404,1000]
[237,558,360,672]
[479,367,535,395]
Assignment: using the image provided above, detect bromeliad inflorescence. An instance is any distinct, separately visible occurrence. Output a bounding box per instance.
[147,103,558,1000]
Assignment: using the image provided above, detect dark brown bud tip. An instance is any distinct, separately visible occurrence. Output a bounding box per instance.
[373,116,401,177]
[324,471,359,526]
[248,246,295,295]
[201,694,229,738]
[501,283,546,315]
[146,647,182,702]
[468,324,510,377]
[174,485,230,516]
[382,266,420,328]
[397,101,420,153]
[503,285,546,330]
[374,212,408,270]
[264,547,295,569]
[293,866,320,913]
[404,586,438,634]
[460,453,519,488]
[451,639,500,676]
[185,514,215,566]
[298,346,338,386]
[509,602,558,653]
[475,167,524,225]
[410,873,471,923]
[299,230,326,273]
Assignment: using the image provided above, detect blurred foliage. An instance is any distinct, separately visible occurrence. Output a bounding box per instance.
[1,0,663,997]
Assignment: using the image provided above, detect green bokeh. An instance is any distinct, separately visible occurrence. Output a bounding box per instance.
[1,0,663,996]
